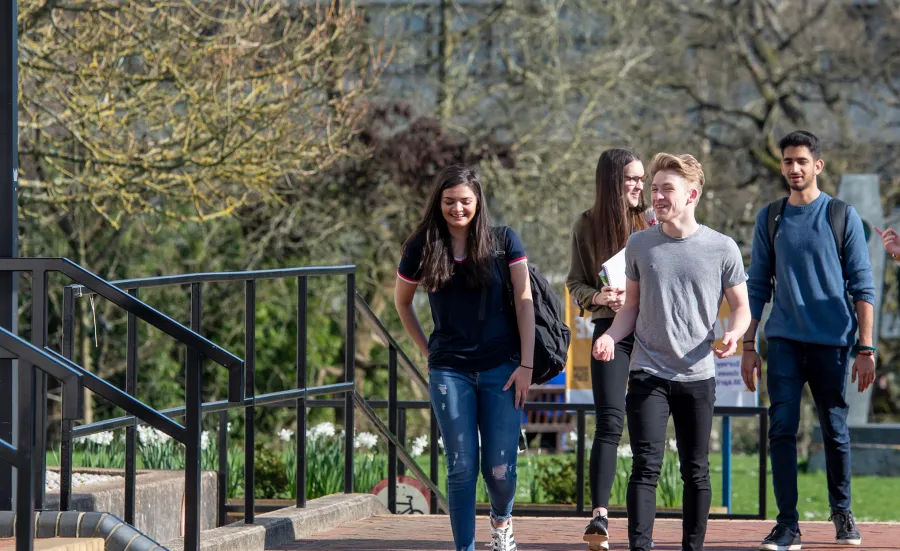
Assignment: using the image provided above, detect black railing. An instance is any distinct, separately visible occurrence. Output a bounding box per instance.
[0,327,85,551]
[65,264,448,530]
[0,258,247,551]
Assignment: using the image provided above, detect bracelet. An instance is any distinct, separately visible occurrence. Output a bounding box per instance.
[519,365,533,370]
[857,350,874,357]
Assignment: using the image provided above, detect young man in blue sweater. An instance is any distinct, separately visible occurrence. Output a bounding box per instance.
[742,131,876,551]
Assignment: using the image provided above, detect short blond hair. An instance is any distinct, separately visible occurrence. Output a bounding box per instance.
[649,153,705,193]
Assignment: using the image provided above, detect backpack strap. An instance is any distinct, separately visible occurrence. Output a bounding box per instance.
[828,198,849,269]
[479,226,514,322]
[766,197,788,290]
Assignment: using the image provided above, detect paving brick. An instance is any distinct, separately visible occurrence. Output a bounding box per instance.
[277,515,900,550]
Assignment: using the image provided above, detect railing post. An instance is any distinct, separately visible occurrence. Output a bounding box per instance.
[576,409,586,516]
[343,274,355,494]
[16,360,35,551]
[184,283,203,551]
[31,269,47,509]
[60,286,75,512]
[429,406,439,514]
[244,280,256,523]
[387,346,398,514]
[296,276,307,508]
[759,410,768,520]
[397,408,407,478]
[125,289,139,525]
[217,410,227,527]
[721,415,732,513]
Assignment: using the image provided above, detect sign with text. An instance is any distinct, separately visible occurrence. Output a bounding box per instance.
[713,300,758,408]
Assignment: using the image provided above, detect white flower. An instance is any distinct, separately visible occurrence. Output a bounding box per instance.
[155,428,171,445]
[137,426,171,447]
[616,445,633,458]
[437,437,444,449]
[74,436,87,445]
[568,431,578,443]
[411,435,428,457]
[200,431,210,451]
[86,431,114,446]
[355,432,378,450]
[227,422,232,433]
[278,428,294,442]
[307,422,336,442]
[667,439,678,453]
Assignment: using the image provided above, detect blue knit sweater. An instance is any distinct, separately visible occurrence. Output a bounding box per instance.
[747,192,875,346]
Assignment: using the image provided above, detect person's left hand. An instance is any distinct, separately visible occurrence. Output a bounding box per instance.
[503,366,533,409]
[875,227,900,258]
[851,353,876,393]
[608,289,626,312]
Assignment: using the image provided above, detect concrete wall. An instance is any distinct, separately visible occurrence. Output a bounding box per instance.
[45,468,218,543]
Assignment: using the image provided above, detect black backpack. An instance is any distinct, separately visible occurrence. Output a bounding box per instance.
[479,226,571,385]
[766,197,848,288]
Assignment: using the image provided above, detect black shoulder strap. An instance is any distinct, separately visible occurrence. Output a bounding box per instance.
[479,226,513,321]
[766,198,788,288]
[828,198,849,268]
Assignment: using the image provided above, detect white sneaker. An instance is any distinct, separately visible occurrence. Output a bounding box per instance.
[490,519,517,551]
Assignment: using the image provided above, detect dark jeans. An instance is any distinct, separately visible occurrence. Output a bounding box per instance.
[590,318,633,510]
[626,371,716,551]
[767,338,852,529]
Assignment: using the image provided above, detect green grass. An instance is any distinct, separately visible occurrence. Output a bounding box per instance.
[49,450,900,521]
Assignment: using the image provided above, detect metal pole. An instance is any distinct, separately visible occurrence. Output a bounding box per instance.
[387,346,397,514]
[343,274,355,494]
[0,0,18,515]
[429,407,439,514]
[722,416,732,513]
[30,270,47,509]
[184,283,203,551]
[217,410,227,527]
[576,410,586,516]
[125,289,139,525]
[59,288,74,511]
[759,411,768,520]
[16,361,33,551]
[296,276,307,508]
[244,280,255,523]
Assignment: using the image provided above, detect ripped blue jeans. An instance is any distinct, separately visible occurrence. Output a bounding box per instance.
[430,359,521,551]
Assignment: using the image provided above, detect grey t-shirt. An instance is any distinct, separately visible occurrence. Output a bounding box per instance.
[625,224,747,382]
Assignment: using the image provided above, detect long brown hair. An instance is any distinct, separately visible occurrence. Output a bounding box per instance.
[404,165,494,291]
[588,148,648,276]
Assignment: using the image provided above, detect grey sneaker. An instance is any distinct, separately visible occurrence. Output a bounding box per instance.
[490,519,517,551]
[830,509,861,545]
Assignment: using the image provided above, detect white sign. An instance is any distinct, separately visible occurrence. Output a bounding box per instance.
[371,475,429,514]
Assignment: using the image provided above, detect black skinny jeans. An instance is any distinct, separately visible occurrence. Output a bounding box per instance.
[589,318,633,511]
[625,370,715,551]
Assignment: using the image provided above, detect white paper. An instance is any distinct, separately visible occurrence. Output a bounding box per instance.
[600,248,627,289]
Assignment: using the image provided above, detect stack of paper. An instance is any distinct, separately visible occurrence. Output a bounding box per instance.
[599,248,627,289]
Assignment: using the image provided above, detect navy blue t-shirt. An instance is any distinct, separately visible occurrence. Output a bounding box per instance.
[398,228,527,372]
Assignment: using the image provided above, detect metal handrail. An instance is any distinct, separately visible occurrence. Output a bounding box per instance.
[354,292,428,393]
[71,382,356,437]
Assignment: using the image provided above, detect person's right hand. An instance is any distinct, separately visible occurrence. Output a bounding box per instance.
[593,286,624,307]
[875,226,900,258]
[592,333,616,362]
[741,350,761,392]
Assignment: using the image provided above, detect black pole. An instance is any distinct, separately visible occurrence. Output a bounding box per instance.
[59,287,74,512]
[387,346,397,514]
[759,411,768,520]
[296,276,307,508]
[429,407,439,514]
[125,289,139,525]
[343,274,355,494]
[184,283,203,551]
[576,410,586,516]
[0,0,20,514]
[217,410,227,527]
[30,270,47,509]
[16,362,33,551]
[244,280,255,523]
[397,408,407,478]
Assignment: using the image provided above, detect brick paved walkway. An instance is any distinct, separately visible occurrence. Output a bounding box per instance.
[281,515,899,550]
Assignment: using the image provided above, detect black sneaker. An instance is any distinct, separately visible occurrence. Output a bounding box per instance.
[582,514,609,550]
[830,509,862,545]
[759,524,801,551]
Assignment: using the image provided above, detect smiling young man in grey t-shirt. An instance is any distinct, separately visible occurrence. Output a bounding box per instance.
[594,152,751,551]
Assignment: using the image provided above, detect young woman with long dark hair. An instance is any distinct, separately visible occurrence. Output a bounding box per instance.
[394,165,536,551]
[566,148,653,550]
